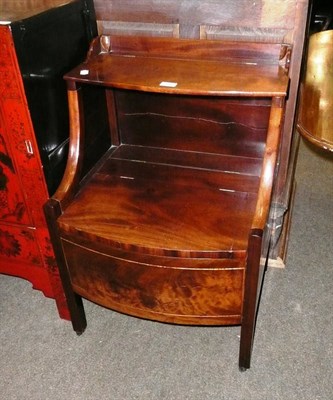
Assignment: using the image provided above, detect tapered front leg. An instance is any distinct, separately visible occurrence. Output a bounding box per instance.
[44,198,87,334]
[239,230,263,370]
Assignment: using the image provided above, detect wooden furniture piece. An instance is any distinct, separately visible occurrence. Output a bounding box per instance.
[298,29,333,152]
[0,0,96,319]
[45,34,290,369]
[91,0,309,267]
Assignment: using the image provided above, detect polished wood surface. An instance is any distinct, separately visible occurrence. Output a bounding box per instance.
[298,29,333,152]
[88,34,286,62]
[45,34,288,369]
[66,36,289,97]
[54,89,85,210]
[89,0,310,273]
[58,145,260,257]
[63,239,244,326]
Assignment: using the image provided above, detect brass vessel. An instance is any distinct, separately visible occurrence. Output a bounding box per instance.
[298,30,333,152]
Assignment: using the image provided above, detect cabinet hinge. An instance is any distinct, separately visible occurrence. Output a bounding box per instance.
[25,140,34,155]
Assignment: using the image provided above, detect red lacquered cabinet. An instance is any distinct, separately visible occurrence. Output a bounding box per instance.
[0,24,70,319]
[0,0,97,319]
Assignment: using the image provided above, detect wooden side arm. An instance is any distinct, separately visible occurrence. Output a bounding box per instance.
[252,96,285,230]
[51,85,85,211]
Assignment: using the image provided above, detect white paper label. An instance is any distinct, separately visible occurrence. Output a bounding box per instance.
[159,81,178,88]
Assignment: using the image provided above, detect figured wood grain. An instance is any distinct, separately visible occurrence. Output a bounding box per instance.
[86,1,311,266]
[94,35,284,63]
[115,90,270,158]
[66,54,288,97]
[57,150,260,257]
[62,238,244,325]
[65,36,289,97]
[49,31,290,369]
[90,0,307,266]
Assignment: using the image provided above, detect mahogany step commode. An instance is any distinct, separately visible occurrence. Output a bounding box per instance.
[44,34,289,369]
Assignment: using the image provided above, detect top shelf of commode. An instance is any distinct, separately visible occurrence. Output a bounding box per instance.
[64,35,290,97]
